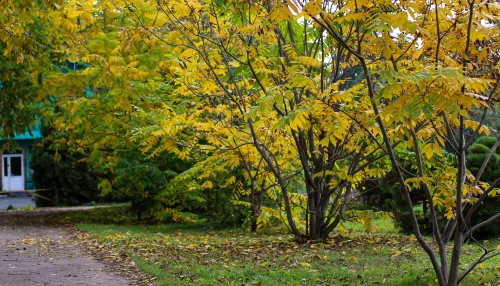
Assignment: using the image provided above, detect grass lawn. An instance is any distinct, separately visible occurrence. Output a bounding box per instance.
[68,206,500,285]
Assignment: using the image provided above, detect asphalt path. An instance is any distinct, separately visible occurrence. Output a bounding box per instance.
[0,207,139,286]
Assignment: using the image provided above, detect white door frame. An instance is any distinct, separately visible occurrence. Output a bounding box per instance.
[2,152,25,191]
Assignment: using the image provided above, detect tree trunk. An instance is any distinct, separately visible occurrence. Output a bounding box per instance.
[308,186,334,241]
[250,215,258,232]
[205,189,211,222]
[308,186,319,240]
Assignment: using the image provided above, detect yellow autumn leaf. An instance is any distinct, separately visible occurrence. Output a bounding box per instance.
[66,9,81,19]
[433,143,443,157]
[298,56,322,68]
[302,0,322,16]
[382,48,393,60]
[260,261,270,266]
[299,262,311,268]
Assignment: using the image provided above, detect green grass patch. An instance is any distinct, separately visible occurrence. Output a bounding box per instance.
[73,207,500,285]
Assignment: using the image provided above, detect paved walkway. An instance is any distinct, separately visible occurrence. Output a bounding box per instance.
[0,196,35,210]
[0,208,139,286]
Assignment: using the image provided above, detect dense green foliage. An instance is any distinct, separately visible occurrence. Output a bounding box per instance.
[364,178,430,235]
[466,136,500,238]
[30,138,116,206]
[0,0,56,140]
[111,150,201,222]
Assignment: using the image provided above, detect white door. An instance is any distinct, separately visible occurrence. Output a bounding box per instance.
[2,154,24,191]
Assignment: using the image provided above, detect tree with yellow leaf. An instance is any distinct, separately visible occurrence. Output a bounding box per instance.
[0,0,54,140]
[32,0,283,227]
[120,0,397,240]
[295,0,500,284]
[33,0,209,221]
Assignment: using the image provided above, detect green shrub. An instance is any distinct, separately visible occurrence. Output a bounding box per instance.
[467,143,490,154]
[30,142,115,207]
[475,137,500,154]
[466,136,500,239]
[111,149,202,223]
[467,153,500,183]
[30,125,126,207]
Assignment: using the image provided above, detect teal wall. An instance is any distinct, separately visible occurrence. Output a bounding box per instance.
[14,124,42,140]
[19,140,36,190]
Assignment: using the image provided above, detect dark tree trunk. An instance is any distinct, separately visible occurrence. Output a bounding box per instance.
[250,215,258,232]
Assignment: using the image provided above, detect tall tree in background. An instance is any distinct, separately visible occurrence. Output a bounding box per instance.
[0,0,54,139]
